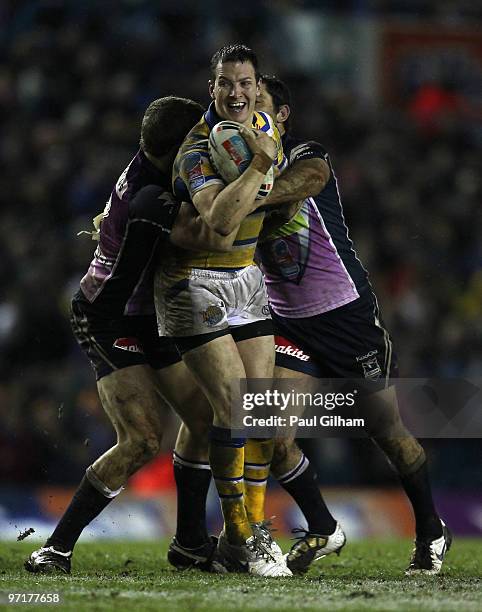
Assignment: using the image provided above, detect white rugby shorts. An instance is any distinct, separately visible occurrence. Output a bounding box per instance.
[155,264,271,337]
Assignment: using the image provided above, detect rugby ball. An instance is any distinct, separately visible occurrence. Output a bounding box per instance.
[208,121,274,200]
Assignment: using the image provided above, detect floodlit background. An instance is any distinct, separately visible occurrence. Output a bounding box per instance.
[1,1,481,542]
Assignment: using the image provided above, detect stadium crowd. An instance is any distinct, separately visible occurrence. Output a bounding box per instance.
[1,2,480,489]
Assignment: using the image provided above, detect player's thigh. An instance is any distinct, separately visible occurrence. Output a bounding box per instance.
[275,365,310,380]
[236,334,275,378]
[274,365,316,419]
[155,360,213,433]
[97,364,168,442]
[182,334,247,424]
[70,294,152,380]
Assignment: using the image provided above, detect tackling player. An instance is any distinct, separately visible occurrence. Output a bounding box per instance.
[255,75,452,575]
[24,96,254,575]
[155,45,291,576]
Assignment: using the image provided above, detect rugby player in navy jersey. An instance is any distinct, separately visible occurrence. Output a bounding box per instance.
[156,45,291,577]
[254,75,451,575]
[25,95,264,575]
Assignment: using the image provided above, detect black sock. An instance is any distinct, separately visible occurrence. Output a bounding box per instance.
[278,456,336,535]
[46,475,113,552]
[400,461,442,539]
[173,454,211,548]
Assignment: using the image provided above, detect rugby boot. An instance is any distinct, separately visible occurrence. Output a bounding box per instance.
[405,520,452,575]
[251,519,284,562]
[24,546,72,574]
[217,529,292,577]
[286,522,346,574]
[168,535,227,573]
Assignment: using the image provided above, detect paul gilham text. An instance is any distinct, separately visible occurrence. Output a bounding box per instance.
[242,415,365,427]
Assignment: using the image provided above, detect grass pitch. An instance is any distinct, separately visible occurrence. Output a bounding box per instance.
[0,539,480,611]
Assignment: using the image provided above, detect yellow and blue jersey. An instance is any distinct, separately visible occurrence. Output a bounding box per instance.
[171,102,286,271]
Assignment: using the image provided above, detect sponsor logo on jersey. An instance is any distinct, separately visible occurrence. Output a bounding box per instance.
[275,337,310,362]
[113,337,144,353]
[356,349,378,362]
[271,239,300,281]
[201,304,224,326]
[185,152,205,190]
[361,357,381,380]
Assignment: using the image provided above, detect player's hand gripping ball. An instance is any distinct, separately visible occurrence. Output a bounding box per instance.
[208,121,274,200]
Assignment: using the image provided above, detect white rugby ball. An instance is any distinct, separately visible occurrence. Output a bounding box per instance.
[208,121,274,200]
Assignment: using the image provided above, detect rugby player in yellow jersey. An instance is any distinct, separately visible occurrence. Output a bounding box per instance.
[155,45,291,577]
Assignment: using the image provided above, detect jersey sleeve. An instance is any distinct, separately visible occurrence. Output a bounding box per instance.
[177,142,224,201]
[288,140,329,166]
[128,185,180,235]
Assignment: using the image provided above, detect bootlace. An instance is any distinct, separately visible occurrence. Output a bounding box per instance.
[291,527,324,542]
[253,518,277,543]
[247,533,276,562]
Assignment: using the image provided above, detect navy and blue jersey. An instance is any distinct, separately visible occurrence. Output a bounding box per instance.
[258,135,369,317]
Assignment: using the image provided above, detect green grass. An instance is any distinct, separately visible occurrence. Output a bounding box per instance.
[0,539,480,611]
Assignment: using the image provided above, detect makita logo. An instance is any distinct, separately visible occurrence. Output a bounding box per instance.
[113,337,144,353]
[275,343,310,362]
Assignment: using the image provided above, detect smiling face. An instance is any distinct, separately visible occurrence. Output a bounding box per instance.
[210,60,259,127]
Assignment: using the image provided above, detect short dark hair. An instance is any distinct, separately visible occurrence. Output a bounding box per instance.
[260,74,292,133]
[210,44,259,79]
[140,96,203,157]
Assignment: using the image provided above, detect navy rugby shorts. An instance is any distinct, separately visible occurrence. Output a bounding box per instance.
[70,290,181,380]
[273,286,399,388]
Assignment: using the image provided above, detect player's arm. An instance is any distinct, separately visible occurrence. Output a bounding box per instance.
[192,128,276,236]
[169,202,238,252]
[259,200,304,241]
[259,143,330,208]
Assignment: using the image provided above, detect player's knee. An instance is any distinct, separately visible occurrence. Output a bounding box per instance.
[361,393,406,438]
[121,430,162,468]
[272,439,289,469]
[271,438,299,476]
[182,414,210,441]
[373,436,426,476]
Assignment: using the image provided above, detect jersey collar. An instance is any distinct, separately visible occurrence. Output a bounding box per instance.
[204,102,222,130]
[204,101,257,130]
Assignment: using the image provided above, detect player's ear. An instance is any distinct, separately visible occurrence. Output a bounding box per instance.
[208,80,215,99]
[278,104,290,125]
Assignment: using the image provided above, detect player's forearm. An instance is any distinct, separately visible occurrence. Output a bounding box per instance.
[260,159,327,208]
[259,200,304,241]
[206,160,270,235]
[170,203,237,251]
[192,217,238,251]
